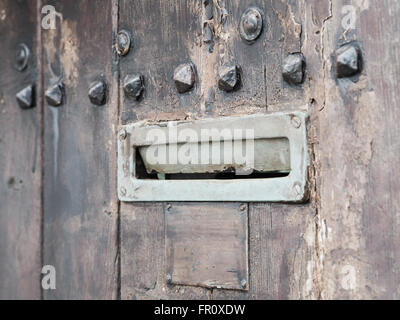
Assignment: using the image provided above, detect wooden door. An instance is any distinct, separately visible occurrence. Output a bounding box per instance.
[1,0,400,300]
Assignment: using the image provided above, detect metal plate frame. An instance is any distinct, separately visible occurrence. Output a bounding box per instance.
[165,202,249,290]
[117,111,309,202]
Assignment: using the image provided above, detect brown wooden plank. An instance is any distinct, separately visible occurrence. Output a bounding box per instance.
[119,0,316,300]
[118,0,203,123]
[121,203,210,299]
[212,0,321,299]
[316,0,400,299]
[211,0,267,115]
[265,0,305,111]
[0,0,41,299]
[42,0,118,299]
[119,0,210,300]
[212,204,316,299]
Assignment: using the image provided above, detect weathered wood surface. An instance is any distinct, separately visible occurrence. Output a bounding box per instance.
[315,0,400,299]
[0,0,41,299]
[42,0,118,299]
[121,203,210,299]
[119,1,209,299]
[1,0,400,300]
[212,204,316,299]
[119,0,316,300]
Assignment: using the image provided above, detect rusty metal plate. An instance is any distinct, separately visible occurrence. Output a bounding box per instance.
[165,202,248,290]
[117,111,309,202]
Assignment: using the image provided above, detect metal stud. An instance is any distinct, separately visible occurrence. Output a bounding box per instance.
[16,84,35,109]
[335,43,362,78]
[116,30,131,56]
[282,53,305,85]
[88,80,107,106]
[123,73,144,100]
[217,63,241,92]
[173,63,195,94]
[239,7,264,42]
[45,83,64,106]
[15,43,30,71]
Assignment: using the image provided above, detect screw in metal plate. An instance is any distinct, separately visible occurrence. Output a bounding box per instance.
[293,183,302,199]
[239,7,264,42]
[291,115,301,129]
[88,80,107,106]
[282,53,306,85]
[120,186,127,196]
[217,63,241,92]
[116,30,131,56]
[335,43,362,78]
[241,279,247,289]
[14,43,30,71]
[173,63,195,94]
[16,84,35,109]
[123,73,144,101]
[119,129,127,141]
[45,83,64,107]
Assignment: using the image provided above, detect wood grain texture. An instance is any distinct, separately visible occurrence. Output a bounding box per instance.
[211,0,267,115]
[0,0,41,299]
[213,0,319,300]
[121,203,210,299]
[0,0,391,300]
[42,0,118,299]
[212,204,316,299]
[119,0,203,124]
[119,0,210,300]
[119,0,317,300]
[316,0,400,299]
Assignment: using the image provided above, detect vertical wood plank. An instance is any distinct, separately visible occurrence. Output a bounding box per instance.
[42,0,118,299]
[119,0,317,300]
[0,0,41,299]
[121,203,210,299]
[317,0,400,299]
[212,0,267,115]
[119,0,203,123]
[212,204,316,299]
[213,0,319,300]
[119,0,210,300]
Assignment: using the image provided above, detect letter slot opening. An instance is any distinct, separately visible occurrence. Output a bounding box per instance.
[135,138,291,180]
[117,111,309,202]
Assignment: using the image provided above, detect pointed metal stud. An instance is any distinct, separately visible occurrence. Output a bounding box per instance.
[335,43,362,78]
[173,63,195,94]
[16,84,35,109]
[123,74,144,100]
[45,83,64,106]
[217,64,241,92]
[88,80,107,106]
[282,53,306,85]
